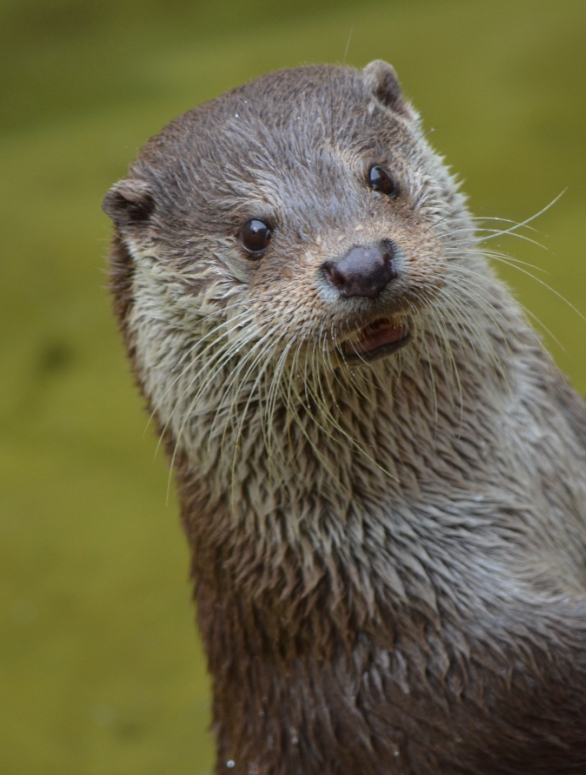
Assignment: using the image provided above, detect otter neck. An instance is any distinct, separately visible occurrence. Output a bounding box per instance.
[183,324,510,513]
[173,310,519,638]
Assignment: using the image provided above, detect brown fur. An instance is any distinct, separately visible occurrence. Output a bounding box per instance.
[103,62,586,773]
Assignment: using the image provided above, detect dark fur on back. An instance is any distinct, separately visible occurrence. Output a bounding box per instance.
[104,62,586,774]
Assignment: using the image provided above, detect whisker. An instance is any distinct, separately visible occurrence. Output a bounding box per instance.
[480,190,566,242]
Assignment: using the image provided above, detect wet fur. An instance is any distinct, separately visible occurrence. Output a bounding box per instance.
[104,62,586,774]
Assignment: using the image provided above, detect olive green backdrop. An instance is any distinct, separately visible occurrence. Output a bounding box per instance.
[1,0,585,772]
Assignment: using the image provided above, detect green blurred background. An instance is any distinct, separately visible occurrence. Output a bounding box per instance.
[1,0,585,772]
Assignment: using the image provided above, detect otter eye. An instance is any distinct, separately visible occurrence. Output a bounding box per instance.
[240,219,272,256]
[368,165,398,198]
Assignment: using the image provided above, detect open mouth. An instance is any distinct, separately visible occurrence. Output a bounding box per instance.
[341,318,411,364]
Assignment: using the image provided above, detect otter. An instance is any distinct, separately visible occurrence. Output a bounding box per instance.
[103,61,586,774]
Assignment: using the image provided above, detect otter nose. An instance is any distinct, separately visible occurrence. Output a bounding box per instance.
[322,240,397,299]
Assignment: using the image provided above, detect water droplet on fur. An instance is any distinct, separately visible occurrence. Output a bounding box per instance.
[227,760,235,769]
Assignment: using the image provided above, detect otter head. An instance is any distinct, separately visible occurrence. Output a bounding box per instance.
[103,61,479,477]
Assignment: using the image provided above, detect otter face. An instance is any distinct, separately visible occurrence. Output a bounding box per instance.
[103,61,480,465]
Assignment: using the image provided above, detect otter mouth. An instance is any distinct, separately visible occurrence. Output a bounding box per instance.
[340,318,411,364]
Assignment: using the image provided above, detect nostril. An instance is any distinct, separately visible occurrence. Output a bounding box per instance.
[323,261,346,292]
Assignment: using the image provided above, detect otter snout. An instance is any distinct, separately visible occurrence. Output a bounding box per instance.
[322,240,397,299]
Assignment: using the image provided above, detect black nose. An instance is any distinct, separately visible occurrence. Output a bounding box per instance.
[322,240,397,299]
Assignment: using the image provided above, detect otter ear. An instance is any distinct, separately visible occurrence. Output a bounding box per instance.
[362,60,415,121]
[102,179,155,232]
